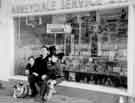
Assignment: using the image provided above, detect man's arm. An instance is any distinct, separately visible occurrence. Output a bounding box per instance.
[25,64,30,75]
[32,57,41,77]
[32,72,39,77]
[41,74,47,80]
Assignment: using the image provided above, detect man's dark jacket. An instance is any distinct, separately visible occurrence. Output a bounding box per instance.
[34,55,49,78]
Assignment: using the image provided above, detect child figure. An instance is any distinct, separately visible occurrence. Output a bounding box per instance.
[25,56,38,76]
[25,56,39,97]
[44,46,65,101]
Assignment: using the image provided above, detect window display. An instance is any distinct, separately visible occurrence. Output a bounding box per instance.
[14,7,127,89]
[63,8,128,89]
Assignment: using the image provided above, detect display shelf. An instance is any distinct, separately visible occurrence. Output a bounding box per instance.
[59,81,128,96]
[63,70,127,78]
[63,70,127,88]
[63,54,127,89]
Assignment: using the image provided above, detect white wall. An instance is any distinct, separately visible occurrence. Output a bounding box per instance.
[128,4,135,97]
[0,0,14,81]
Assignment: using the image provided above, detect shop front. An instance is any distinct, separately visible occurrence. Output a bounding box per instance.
[7,0,135,99]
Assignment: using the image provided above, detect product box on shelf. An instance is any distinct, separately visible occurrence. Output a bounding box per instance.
[69,72,76,81]
[63,55,127,89]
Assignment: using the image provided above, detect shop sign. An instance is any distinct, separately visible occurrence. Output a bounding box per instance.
[47,24,72,33]
[12,0,128,14]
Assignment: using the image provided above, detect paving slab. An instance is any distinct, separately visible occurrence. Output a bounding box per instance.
[0,81,119,103]
[0,95,93,103]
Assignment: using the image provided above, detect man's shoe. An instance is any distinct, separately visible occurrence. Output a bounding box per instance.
[41,97,47,102]
[30,94,36,97]
[30,92,38,97]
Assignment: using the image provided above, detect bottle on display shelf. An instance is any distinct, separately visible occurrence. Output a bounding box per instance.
[64,71,69,81]
[69,72,76,81]
[120,67,125,76]
[75,72,80,82]
[93,60,98,72]
[105,77,114,86]
[101,77,106,85]
[96,79,101,85]
[91,33,98,57]
[89,75,95,84]
[84,77,88,83]
[120,8,127,20]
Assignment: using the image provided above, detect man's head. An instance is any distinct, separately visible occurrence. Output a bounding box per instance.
[51,55,58,63]
[49,46,56,55]
[40,45,49,57]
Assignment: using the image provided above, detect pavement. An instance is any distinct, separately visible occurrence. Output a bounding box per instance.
[0,81,119,103]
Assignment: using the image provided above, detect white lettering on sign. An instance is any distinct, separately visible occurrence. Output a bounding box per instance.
[47,0,58,10]
[12,0,128,14]
[63,0,73,9]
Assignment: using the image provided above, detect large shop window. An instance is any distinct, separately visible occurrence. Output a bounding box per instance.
[14,7,128,89]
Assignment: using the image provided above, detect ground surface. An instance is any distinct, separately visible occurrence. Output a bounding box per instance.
[0,81,119,103]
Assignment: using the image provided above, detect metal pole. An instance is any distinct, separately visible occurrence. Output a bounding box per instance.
[18,17,21,42]
[78,15,82,56]
[55,33,56,45]
[64,34,66,55]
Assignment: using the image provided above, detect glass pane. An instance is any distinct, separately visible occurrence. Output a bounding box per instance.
[65,14,79,56]
[63,8,128,89]
[14,7,128,90]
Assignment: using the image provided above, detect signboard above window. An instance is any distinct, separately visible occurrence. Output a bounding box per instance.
[12,0,128,15]
[47,24,72,34]
[26,16,42,27]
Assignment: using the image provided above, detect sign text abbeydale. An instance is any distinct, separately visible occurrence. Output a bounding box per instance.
[12,0,128,14]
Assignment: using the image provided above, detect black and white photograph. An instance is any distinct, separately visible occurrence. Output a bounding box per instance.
[0,0,135,103]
